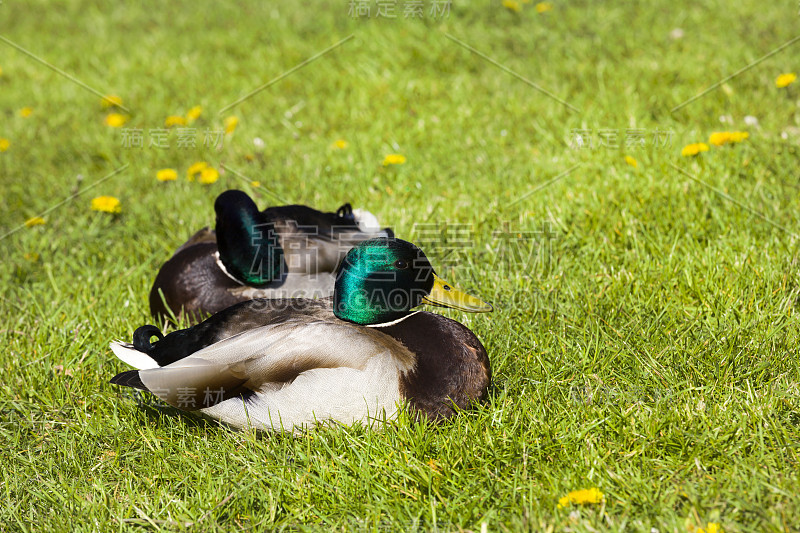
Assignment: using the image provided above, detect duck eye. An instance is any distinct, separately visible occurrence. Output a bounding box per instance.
[394,260,409,269]
[443,284,451,291]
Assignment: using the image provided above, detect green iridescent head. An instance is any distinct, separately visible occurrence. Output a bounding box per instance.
[215,190,285,287]
[333,238,492,325]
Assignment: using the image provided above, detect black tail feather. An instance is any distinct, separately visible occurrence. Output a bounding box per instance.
[336,203,354,220]
[133,325,164,353]
[110,370,147,391]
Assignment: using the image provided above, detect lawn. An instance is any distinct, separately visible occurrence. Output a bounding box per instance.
[1,0,800,531]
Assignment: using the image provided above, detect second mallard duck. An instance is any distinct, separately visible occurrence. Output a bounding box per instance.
[150,190,392,324]
[111,238,492,432]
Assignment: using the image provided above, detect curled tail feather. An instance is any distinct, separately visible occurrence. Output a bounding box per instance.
[133,325,164,353]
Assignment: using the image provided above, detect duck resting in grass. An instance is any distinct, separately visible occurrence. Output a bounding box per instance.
[149,189,392,324]
[112,238,493,432]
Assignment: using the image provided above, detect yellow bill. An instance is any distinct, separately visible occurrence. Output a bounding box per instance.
[421,274,493,312]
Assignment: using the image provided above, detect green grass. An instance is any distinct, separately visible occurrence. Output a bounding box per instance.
[2,0,800,530]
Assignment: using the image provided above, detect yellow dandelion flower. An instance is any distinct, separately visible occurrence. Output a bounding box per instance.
[0,138,9,152]
[332,139,349,150]
[20,107,33,118]
[697,523,722,533]
[186,105,203,121]
[776,73,797,88]
[557,487,604,509]
[535,2,552,13]
[681,142,709,156]
[250,180,261,187]
[24,252,40,262]
[198,166,220,185]
[624,155,638,168]
[165,115,187,127]
[709,131,748,146]
[101,95,123,108]
[729,131,749,143]
[104,113,128,128]
[709,132,731,146]
[503,0,522,12]
[90,195,121,214]
[224,116,239,134]
[156,168,178,182]
[25,216,45,227]
[382,154,407,166]
[187,161,210,181]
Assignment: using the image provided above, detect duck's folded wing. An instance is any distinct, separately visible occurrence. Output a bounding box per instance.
[112,319,415,411]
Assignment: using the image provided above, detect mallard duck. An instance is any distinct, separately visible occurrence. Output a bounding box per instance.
[149,190,392,324]
[111,238,493,432]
